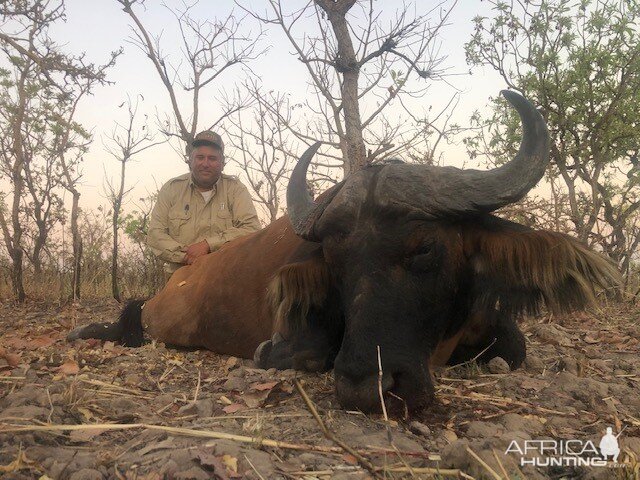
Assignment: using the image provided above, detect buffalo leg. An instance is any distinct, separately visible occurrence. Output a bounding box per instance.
[67,321,123,342]
[447,311,526,370]
[66,300,145,347]
[255,307,342,372]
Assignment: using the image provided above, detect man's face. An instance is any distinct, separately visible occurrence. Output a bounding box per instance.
[190,145,224,190]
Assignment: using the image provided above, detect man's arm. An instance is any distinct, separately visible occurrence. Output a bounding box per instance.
[206,182,261,251]
[147,183,187,264]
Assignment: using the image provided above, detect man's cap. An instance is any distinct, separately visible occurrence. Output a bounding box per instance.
[192,130,224,152]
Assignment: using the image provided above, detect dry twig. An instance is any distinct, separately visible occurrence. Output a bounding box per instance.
[294,379,383,479]
[465,446,502,480]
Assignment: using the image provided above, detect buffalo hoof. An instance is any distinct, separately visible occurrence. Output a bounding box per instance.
[253,332,286,368]
[66,325,87,342]
[253,339,272,367]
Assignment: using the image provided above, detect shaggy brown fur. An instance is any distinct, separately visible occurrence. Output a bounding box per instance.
[269,256,332,336]
[465,227,621,315]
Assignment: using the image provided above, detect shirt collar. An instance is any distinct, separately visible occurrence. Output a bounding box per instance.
[189,174,221,195]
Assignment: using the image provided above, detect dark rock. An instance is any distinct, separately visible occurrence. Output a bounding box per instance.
[409,420,432,437]
[223,377,248,391]
[467,421,502,438]
[487,357,510,374]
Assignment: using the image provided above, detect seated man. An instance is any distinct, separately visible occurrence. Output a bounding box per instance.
[148,130,261,279]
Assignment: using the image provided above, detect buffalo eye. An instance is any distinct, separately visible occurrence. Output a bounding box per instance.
[322,231,349,264]
[406,242,442,272]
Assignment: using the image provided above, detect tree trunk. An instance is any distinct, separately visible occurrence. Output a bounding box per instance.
[32,222,46,275]
[112,204,121,303]
[9,66,29,303]
[111,157,127,303]
[10,248,25,302]
[70,190,82,301]
[317,0,367,176]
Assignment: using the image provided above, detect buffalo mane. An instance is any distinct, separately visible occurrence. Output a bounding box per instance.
[466,226,621,315]
[268,255,332,336]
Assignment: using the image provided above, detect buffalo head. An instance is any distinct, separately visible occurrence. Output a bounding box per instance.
[262,90,618,413]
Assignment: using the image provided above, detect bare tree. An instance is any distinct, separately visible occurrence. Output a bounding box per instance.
[0,0,119,302]
[116,0,265,157]
[104,96,162,302]
[243,0,457,175]
[224,81,301,223]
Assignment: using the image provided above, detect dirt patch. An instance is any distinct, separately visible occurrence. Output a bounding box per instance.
[0,300,639,479]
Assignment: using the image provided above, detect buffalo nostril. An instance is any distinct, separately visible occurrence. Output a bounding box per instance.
[388,370,434,410]
[381,372,395,393]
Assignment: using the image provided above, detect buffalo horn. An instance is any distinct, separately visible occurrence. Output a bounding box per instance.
[375,90,550,217]
[287,142,321,239]
[466,89,550,211]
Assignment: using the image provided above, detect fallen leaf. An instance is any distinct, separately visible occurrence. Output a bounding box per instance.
[242,390,270,408]
[252,381,279,391]
[223,403,246,414]
[221,455,237,473]
[342,453,358,465]
[614,415,622,433]
[28,336,56,349]
[0,347,21,368]
[56,360,80,375]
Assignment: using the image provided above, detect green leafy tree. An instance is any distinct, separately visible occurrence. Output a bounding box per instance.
[465,0,640,279]
[0,0,118,302]
[122,192,165,295]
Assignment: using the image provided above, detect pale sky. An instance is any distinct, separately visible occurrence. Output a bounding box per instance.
[15,0,505,220]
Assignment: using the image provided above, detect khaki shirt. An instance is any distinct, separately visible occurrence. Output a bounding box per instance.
[148,173,261,273]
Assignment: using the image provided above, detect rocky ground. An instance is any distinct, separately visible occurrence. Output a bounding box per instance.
[0,299,639,479]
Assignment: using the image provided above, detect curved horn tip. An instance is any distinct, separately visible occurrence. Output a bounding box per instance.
[500,89,520,100]
[300,142,322,164]
[500,89,532,109]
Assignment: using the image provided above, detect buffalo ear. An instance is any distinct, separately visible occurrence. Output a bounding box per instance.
[268,245,333,336]
[466,223,621,316]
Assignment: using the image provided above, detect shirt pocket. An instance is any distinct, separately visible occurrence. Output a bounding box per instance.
[216,210,232,230]
[168,212,191,239]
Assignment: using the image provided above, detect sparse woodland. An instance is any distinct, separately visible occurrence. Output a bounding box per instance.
[1,2,640,479]
[0,0,638,303]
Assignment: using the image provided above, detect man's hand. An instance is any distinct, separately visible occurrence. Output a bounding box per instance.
[184,240,210,264]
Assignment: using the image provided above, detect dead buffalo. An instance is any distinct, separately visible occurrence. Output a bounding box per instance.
[68,90,620,412]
